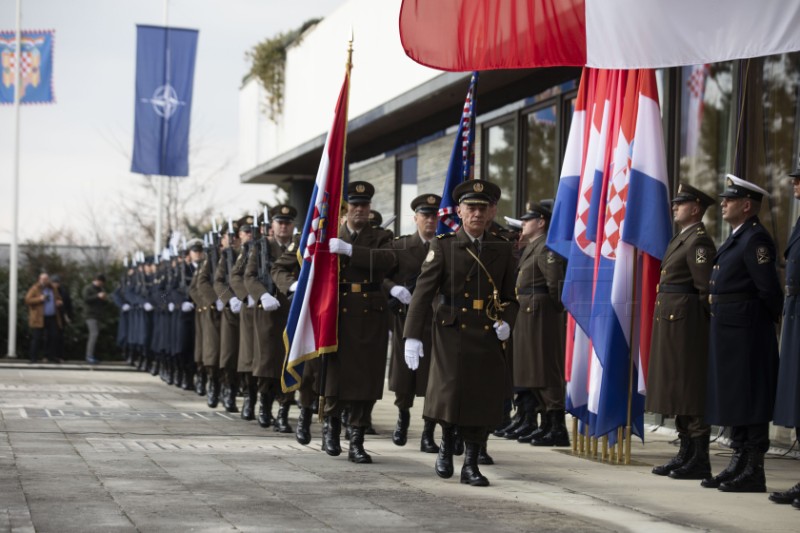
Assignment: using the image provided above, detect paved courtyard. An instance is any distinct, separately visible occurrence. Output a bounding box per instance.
[0,361,798,532]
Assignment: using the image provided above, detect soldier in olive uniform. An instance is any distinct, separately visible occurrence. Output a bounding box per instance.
[244,205,298,434]
[229,217,258,420]
[770,166,800,507]
[323,181,396,463]
[511,202,569,447]
[196,239,223,408]
[213,219,243,413]
[187,244,207,396]
[702,175,782,493]
[404,179,518,487]
[383,193,441,452]
[646,183,716,480]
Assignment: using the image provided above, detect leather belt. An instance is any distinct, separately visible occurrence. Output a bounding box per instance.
[786,285,800,297]
[657,283,699,294]
[708,292,758,304]
[516,285,549,296]
[439,294,485,311]
[339,282,380,293]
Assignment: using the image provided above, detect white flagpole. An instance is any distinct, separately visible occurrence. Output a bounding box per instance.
[7,0,22,358]
[155,0,169,257]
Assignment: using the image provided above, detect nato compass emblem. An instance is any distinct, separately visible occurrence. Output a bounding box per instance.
[142,84,185,119]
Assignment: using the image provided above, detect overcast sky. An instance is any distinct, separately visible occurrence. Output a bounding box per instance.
[0,0,342,246]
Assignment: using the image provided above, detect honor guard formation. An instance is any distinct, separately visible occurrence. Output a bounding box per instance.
[107,172,800,503]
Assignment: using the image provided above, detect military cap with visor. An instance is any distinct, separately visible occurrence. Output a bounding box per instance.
[451,179,501,205]
[271,204,298,222]
[520,200,553,221]
[410,193,442,214]
[186,238,204,252]
[368,210,383,227]
[237,215,256,233]
[346,181,375,204]
[789,154,800,178]
[719,174,768,202]
[672,182,715,207]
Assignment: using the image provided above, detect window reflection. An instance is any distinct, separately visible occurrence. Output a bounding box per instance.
[525,105,558,206]
[485,120,517,220]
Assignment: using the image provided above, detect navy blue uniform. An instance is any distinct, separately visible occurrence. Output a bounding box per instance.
[774,217,800,428]
[707,216,782,450]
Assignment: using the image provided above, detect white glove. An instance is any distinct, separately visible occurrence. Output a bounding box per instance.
[493,320,510,341]
[215,298,224,312]
[289,281,298,293]
[260,292,281,312]
[143,302,154,312]
[390,285,412,305]
[404,338,424,371]
[168,302,175,312]
[229,296,243,314]
[247,295,256,308]
[181,301,195,312]
[328,238,353,256]
[121,303,131,312]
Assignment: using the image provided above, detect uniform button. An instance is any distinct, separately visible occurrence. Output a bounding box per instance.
[460,324,466,329]
[363,279,368,282]
[363,294,367,298]
[466,277,471,282]
[461,308,468,313]
[484,325,490,331]
[363,309,368,313]
[464,293,470,298]
[441,320,446,325]
[669,314,674,320]
[342,292,348,296]
[342,308,348,313]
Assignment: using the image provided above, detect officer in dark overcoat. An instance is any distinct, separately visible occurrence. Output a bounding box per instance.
[404,179,518,487]
[646,183,716,480]
[702,174,782,493]
[769,165,800,507]
[323,181,396,463]
[383,193,441,452]
[511,202,568,447]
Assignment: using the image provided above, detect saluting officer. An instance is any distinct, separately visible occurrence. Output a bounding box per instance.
[383,193,441,453]
[404,179,518,487]
[323,181,396,463]
[703,175,783,493]
[647,183,716,480]
[770,165,800,507]
[511,201,569,447]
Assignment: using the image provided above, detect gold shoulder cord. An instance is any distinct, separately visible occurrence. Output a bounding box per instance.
[465,247,510,322]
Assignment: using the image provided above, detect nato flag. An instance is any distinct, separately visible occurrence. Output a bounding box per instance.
[131,25,198,177]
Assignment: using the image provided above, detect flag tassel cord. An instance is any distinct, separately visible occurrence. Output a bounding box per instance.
[318,35,354,422]
[624,246,640,465]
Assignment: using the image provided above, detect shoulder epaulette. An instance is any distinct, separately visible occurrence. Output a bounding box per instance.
[696,227,706,235]
[436,232,456,239]
[490,231,510,242]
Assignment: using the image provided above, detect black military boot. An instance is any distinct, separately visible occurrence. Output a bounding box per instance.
[296,407,312,445]
[136,351,146,371]
[478,444,494,465]
[506,413,536,441]
[342,408,352,441]
[669,436,712,480]
[454,427,465,456]
[348,426,372,464]
[769,482,800,504]
[653,434,692,476]
[206,371,220,408]
[701,448,747,488]
[181,365,193,390]
[460,442,489,487]
[493,410,512,438]
[323,416,342,457]
[420,419,439,453]
[257,392,274,428]
[520,412,550,443]
[435,426,455,479]
[241,380,256,420]
[274,403,293,433]
[495,411,523,438]
[532,410,570,447]
[223,381,238,413]
[195,370,207,396]
[173,362,183,388]
[321,417,330,453]
[150,355,160,376]
[719,449,766,493]
[392,409,410,446]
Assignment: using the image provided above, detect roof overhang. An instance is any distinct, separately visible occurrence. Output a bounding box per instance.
[241,67,580,185]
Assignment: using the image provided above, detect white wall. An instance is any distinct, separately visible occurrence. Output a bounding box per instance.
[239,0,442,175]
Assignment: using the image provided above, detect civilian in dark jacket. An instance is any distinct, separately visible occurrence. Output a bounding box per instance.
[82,274,108,364]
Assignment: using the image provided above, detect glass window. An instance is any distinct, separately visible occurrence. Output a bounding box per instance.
[524,104,558,207]
[396,155,418,236]
[679,62,734,243]
[485,120,517,220]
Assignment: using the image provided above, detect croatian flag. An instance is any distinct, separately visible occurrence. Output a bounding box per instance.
[437,72,478,234]
[281,70,349,392]
[682,64,709,158]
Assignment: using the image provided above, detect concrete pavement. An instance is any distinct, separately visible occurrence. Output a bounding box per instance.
[1,362,799,532]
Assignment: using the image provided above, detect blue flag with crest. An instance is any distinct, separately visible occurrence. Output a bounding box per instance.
[131,25,198,177]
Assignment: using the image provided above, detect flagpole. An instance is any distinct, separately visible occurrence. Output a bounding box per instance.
[624,248,640,464]
[318,32,354,420]
[155,0,169,257]
[7,0,22,359]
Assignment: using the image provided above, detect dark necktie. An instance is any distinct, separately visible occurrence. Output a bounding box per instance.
[473,239,481,254]
[351,231,358,242]
[424,241,430,252]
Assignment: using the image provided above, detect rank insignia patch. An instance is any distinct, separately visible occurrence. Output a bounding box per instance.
[288,242,296,252]
[757,246,771,265]
[425,250,435,263]
[695,247,708,264]
[547,251,556,264]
